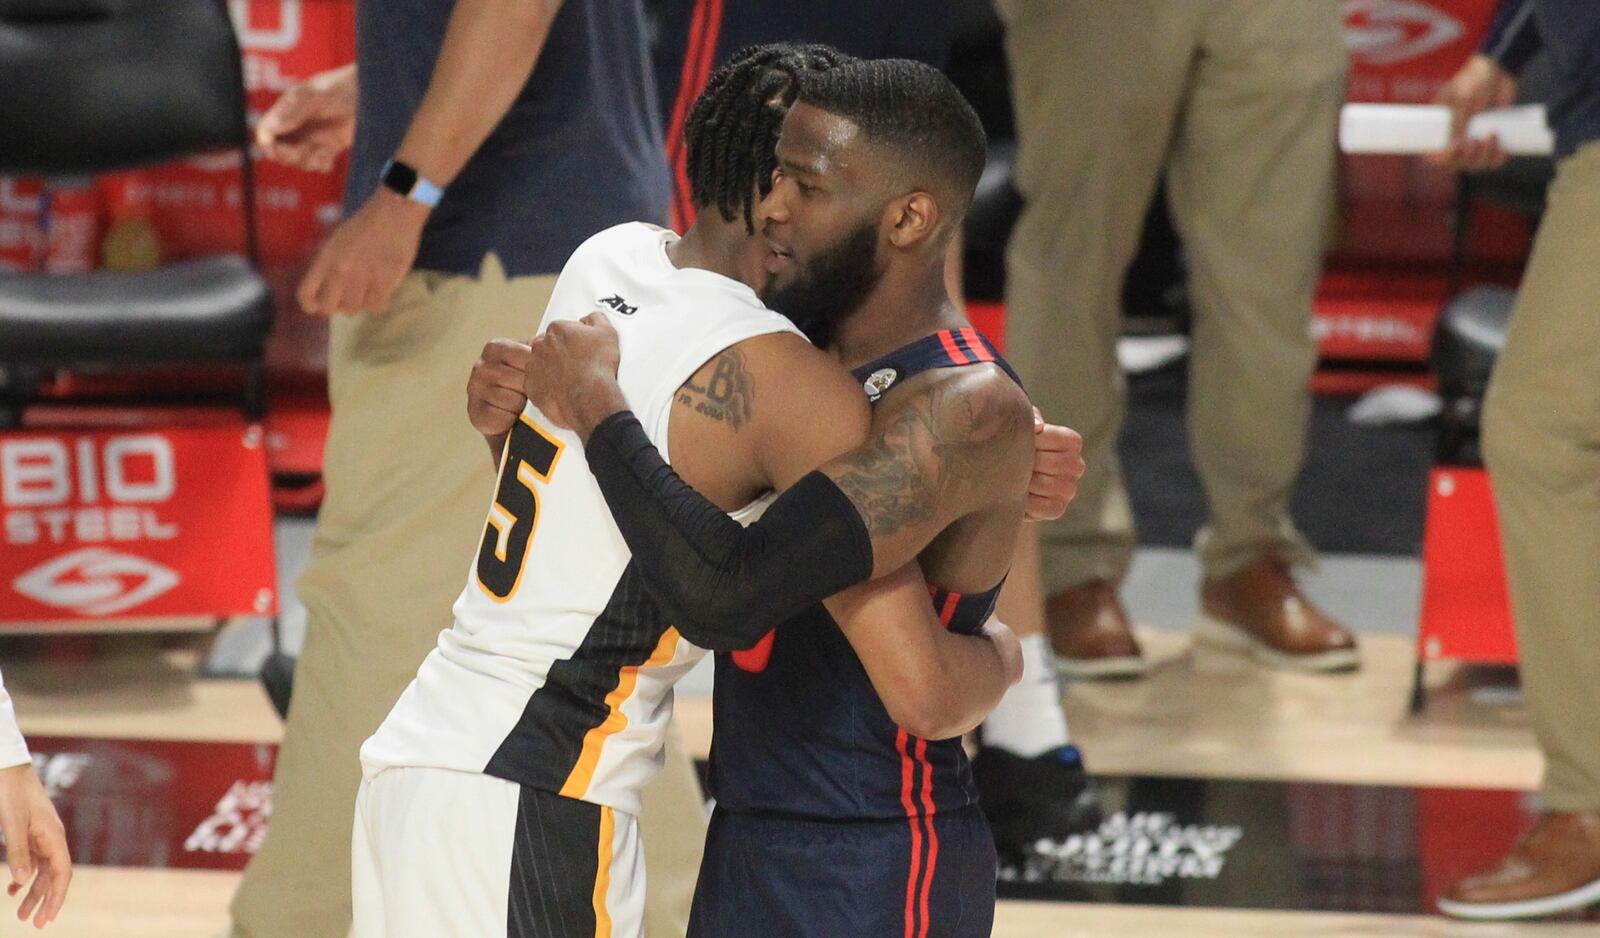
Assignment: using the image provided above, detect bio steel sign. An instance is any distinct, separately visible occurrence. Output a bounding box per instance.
[0,425,276,624]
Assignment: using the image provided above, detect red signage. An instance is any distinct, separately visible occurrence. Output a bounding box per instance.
[1417,786,1531,911]
[1343,0,1500,106]
[1312,269,1450,364]
[0,423,277,625]
[29,737,277,872]
[1418,467,1517,664]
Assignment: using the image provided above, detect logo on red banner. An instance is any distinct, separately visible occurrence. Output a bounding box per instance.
[1,424,277,623]
[185,779,273,857]
[30,737,278,872]
[1342,0,1499,104]
[14,548,182,616]
[1343,0,1463,66]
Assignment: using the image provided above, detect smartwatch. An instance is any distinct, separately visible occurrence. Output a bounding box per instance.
[379,159,444,207]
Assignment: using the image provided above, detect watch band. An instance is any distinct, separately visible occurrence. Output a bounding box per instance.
[380,159,444,208]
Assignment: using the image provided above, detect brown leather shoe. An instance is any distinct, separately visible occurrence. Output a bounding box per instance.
[1439,812,1600,920]
[1046,580,1146,679]
[1194,557,1359,672]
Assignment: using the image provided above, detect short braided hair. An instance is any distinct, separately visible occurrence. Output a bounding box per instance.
[683,43,850,232]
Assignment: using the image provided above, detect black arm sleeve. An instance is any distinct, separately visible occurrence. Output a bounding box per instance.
[584,411,873,651]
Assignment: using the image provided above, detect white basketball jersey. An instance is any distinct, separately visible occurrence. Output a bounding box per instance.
[362,223,800,815]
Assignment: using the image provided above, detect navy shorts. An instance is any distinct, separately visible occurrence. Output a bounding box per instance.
[688,805,996,938]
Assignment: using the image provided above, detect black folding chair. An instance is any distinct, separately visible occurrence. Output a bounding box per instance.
[0,0,273,426]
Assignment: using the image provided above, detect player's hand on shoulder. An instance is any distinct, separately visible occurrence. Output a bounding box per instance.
[523,312,627,440]
[468,338,533,438]
[1026,409,1085,523]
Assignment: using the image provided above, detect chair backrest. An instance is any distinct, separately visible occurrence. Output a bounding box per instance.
[0,0,249,175]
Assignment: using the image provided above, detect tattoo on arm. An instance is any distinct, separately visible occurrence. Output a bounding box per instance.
[829,376,1029,537]
[677,347,755,431]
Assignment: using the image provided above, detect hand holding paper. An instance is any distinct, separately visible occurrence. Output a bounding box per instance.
[1339,104,1552,156]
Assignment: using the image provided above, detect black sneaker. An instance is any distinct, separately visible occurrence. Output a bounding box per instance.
[971,744,1103,850]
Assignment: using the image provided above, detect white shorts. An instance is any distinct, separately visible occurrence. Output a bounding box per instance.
[353,767,645,938]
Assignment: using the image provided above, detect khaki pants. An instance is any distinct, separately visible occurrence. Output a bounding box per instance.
[230,255,708,938]
[1482,142,1600,812]
[997,0,1347,594]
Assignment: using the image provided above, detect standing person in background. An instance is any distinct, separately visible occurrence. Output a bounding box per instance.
[1430,0,1600,920]
[995,0,1359,679]
[0,666,71,930]
[648,0,1101,845]
[233,3,704,937]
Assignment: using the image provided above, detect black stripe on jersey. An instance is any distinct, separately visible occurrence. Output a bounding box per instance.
[485,562,673,792]
[507,785,601,938]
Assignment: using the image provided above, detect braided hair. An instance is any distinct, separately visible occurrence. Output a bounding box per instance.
[683,43,849,233]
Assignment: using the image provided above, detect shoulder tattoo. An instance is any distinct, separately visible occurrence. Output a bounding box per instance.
[830,375,1029,537]
[677,347,756,431]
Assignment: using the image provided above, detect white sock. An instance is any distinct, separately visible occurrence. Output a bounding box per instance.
[982,631,1071,757]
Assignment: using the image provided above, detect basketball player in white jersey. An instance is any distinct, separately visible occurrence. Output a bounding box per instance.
[352,45,1075,938]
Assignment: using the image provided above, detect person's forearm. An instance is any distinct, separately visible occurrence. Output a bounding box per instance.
[888,629,1011,741]
[585,412,873,651]
[393,0,562,186]
[922,626,1013,739]
[855,623,1012,741]
[824,567,1014,741]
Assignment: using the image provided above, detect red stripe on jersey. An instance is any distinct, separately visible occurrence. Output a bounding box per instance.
[937,591,961,628]
[959,327,996,363]
[937,330,970,365]
[916,737,940,938]
[898,729,923,938]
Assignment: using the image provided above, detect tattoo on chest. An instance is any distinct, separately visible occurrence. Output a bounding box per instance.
[677,347,755,431]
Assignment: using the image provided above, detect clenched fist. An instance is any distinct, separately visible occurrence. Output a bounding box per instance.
[1026,409,1085,522]
[523,312,627,440]
[468,338,534,458]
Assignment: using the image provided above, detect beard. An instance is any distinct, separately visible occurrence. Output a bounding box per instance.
[759,220,883,349]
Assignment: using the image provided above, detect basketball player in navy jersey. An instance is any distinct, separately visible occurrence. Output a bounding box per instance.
[526,57,1041,937]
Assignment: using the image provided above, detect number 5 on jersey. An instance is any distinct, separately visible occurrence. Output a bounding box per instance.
[476,413,565,601]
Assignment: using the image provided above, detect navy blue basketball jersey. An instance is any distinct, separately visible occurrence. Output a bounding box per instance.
[707,327,1023,821]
